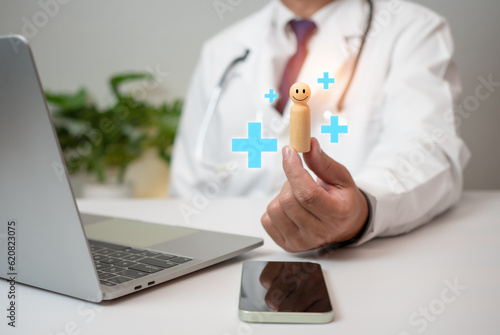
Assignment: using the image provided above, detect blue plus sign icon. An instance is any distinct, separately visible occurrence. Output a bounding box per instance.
[264,89,279,103]
[318,72,335,89]
[321,116,348,143]
[232,122,278,168]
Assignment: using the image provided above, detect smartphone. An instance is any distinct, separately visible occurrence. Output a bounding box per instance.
[238,261,334,324]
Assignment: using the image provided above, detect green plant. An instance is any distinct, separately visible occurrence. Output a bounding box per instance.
[46,73,182,184]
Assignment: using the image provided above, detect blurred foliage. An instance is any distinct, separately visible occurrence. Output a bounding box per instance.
[46,73,182,184]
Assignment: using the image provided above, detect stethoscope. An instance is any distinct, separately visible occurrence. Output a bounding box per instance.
[195,0,374,171]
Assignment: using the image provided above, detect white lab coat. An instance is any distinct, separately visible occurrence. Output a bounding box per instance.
[170,0,470,245]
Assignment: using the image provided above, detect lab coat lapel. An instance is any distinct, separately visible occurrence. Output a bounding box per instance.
[237,4,286,137]
[330,0,372,105]
[285,0,368,121]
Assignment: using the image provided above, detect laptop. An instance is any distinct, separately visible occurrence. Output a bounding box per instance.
[0,35,263,302]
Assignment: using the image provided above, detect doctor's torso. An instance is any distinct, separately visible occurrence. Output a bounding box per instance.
[170,0,444,199]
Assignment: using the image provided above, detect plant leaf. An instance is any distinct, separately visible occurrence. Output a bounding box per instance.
[109,73,154,100]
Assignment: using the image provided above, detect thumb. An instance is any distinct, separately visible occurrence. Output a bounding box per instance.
[282,145,319,192]
[303,137,354,187]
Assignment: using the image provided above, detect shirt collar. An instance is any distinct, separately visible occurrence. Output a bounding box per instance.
[272,0,296,39]
[271,0,367,39]
[311,1,341,28]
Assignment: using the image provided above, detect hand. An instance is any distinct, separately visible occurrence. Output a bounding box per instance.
[261,137,369,252]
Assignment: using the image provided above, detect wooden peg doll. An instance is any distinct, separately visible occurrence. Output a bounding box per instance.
[289,82,311,152]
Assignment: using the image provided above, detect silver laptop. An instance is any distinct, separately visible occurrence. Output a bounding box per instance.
[0,35,263,302]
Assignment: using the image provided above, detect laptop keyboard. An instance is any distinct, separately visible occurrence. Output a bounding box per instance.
[89,240,193,287]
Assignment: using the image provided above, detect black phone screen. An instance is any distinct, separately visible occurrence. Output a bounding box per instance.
[239,261,333,323]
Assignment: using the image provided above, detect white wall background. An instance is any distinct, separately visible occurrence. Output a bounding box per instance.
[1,0,499,190]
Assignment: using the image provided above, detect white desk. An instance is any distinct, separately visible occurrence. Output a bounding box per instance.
[2,191,499,335]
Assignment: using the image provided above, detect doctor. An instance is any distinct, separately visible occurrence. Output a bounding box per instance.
[170,0,470,251]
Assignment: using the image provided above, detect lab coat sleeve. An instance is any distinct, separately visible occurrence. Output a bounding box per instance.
[352,14,470,245]
[169,43,214,199]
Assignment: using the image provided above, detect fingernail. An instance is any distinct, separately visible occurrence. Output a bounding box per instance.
[283,146,291,160]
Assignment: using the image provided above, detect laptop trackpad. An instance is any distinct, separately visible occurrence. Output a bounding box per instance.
[83,218,197,248]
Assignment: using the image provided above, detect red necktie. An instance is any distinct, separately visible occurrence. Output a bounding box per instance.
[275,19,317,114]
